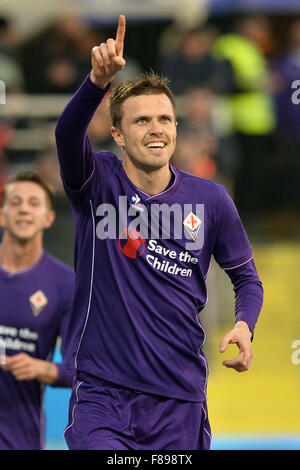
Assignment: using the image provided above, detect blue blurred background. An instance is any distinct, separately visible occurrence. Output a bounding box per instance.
[1,0,300,450]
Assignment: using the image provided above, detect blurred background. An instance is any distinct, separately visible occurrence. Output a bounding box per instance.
[0,0,300,450]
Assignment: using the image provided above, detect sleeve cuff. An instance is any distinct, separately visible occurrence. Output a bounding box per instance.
[52,363,75,388]
[87,73,111,94]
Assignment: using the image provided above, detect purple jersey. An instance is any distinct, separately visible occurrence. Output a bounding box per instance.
[56,75,263,404]
[0,251,75,450]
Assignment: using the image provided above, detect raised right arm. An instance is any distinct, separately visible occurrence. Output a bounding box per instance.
[55,15,126,190]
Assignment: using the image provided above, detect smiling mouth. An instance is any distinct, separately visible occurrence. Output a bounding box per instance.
[16,220,33,227]
[145,142,166,149]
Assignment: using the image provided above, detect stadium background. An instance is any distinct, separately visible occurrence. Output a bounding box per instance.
[0,0,300,450]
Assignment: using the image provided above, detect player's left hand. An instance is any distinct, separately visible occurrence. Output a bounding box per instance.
[219,321,253,372]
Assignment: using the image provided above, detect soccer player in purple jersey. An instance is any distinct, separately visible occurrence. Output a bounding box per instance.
[55,15,263,450]
[0,172,74,450]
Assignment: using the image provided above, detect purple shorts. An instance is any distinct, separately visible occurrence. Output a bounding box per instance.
[64,372,212,450]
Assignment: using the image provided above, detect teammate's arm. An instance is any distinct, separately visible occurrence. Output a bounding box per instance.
[1,353,59,385]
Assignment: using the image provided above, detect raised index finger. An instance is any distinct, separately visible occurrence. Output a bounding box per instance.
[115,14,126,57]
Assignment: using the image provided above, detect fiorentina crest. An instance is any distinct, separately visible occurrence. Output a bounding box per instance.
[29,290,48,316]
[183,212,202,241]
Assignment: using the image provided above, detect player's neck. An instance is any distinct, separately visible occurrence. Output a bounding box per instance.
[0,233,43,273]
[123,159,172,195]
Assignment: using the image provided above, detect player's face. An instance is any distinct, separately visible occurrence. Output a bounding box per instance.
[111,93,177,171]
[0,182,55,242]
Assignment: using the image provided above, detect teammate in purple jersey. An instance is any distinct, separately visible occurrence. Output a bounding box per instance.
[55,15,263,450]
[0,172,75,450]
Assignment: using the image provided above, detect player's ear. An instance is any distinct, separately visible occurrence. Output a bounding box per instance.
[111,126,125,148]
[44,210,56,229]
